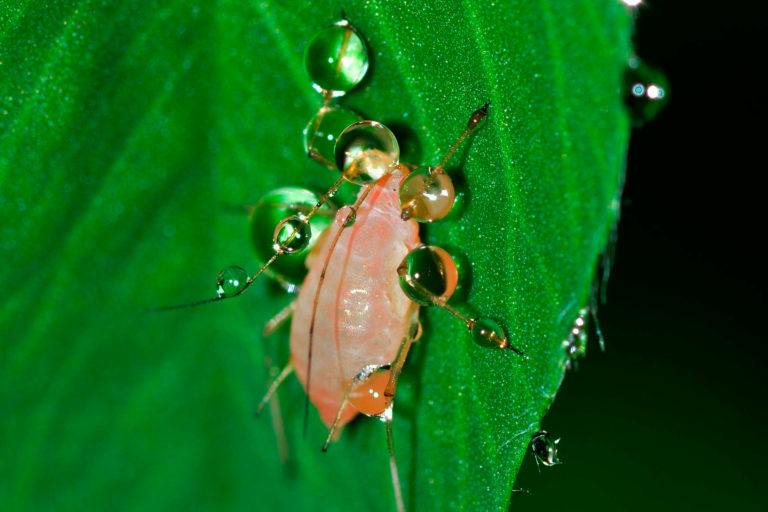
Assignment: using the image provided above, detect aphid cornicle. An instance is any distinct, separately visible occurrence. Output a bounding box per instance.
[158,17,525,512]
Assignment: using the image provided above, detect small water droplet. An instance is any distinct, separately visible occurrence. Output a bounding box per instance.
[470,317,508,349]
[530,430,561,467]
[272,215,311,254]
[216,265,249,298]
[335,120,400,184]
[625,56,669,126]
[305,20,369,97]
[397,245,458,306]
[334,205,357,227]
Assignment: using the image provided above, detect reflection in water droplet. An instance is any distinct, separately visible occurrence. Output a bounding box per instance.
[216,265,249,298]
[334,205,357,227]
[304,20,369,97]
[530,430,561,467]
[399,167,456,222]
[625,56,669,126]
[335,120,400,184]
[397,245,458,306]
[272,215,312,254]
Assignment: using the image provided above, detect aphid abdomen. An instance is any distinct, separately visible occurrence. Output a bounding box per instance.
[290,170,420,428]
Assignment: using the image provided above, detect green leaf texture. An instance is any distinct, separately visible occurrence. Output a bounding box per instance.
[0,1,631,510]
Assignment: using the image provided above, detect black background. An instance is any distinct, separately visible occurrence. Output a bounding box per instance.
[515,1,767,509]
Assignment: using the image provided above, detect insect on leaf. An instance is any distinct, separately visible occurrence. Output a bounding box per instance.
[0,1,631,510]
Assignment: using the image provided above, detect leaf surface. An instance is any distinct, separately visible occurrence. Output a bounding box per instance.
[0,1,630,510]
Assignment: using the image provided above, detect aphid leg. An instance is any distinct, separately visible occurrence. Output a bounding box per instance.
[255,361,294,416]
[263,301,296,337]
[398,245,526,355]
[383,406,405,512]
[321,388,352,452]
[151,175,347,312]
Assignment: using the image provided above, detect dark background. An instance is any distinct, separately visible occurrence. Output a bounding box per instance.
[515,1,767,509]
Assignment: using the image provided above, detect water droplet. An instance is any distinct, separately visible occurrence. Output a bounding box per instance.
[397,245,458,306]
[625,56,669,125]
[399,167,456,222]
[304,107,362,165]
[530,430,561,467]
[216,265,249,298]
[470,317,509,349]
[272,215,312,254]
[249,188,333,285]
[305,20,369,97]
[335,120,400,184]
[334,205,357,227]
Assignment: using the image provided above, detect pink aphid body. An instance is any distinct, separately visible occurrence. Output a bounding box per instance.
[290,169,420,429]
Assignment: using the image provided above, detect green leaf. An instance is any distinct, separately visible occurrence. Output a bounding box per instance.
[0,1,631,511]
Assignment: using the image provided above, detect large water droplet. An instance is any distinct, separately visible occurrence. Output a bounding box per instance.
[305,20,369,97]
[304,107,362,165]
[399,167,456,222]
[335,120,400,184]
[625,56,669,126]
[530,430,561,467]
[249,188,333,286]
[272,215,312,254]
[216,265,249,298]
[397,245,458,306]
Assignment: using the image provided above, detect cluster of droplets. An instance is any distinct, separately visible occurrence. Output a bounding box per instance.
[562,307,589,369]
[624,55,669,126]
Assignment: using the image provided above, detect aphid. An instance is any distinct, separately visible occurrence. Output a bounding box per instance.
[158,18,525,512]
[530,430,562,469]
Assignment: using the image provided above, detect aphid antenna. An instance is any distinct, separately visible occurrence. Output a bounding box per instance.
[149,175,347,313]
[435,101,491,172]
[397,265,527,356]
[305,183,374,437]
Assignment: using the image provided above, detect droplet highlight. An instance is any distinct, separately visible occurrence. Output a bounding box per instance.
[273,215,312,254]
[335,120,400,184]
[305,20,369,97]
[563,307,589,369]
[625,56,669,125]
[216,265,249,298]
[397,245,458,306]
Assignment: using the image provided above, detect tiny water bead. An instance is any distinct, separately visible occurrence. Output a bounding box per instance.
[305,20,369,97]
[216,265,249,298]
[399,167,456,222]
[470,317,509,350]
[272,215,312,254]
[304,107,362,165]
[625,56,669,125]
[250,187,333,285]
[334,205,356,227]
[397,245,458,306]
[335,120,400,184]
[530,430,561,467]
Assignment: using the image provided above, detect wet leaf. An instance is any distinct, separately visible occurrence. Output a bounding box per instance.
[0,1,630,510]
